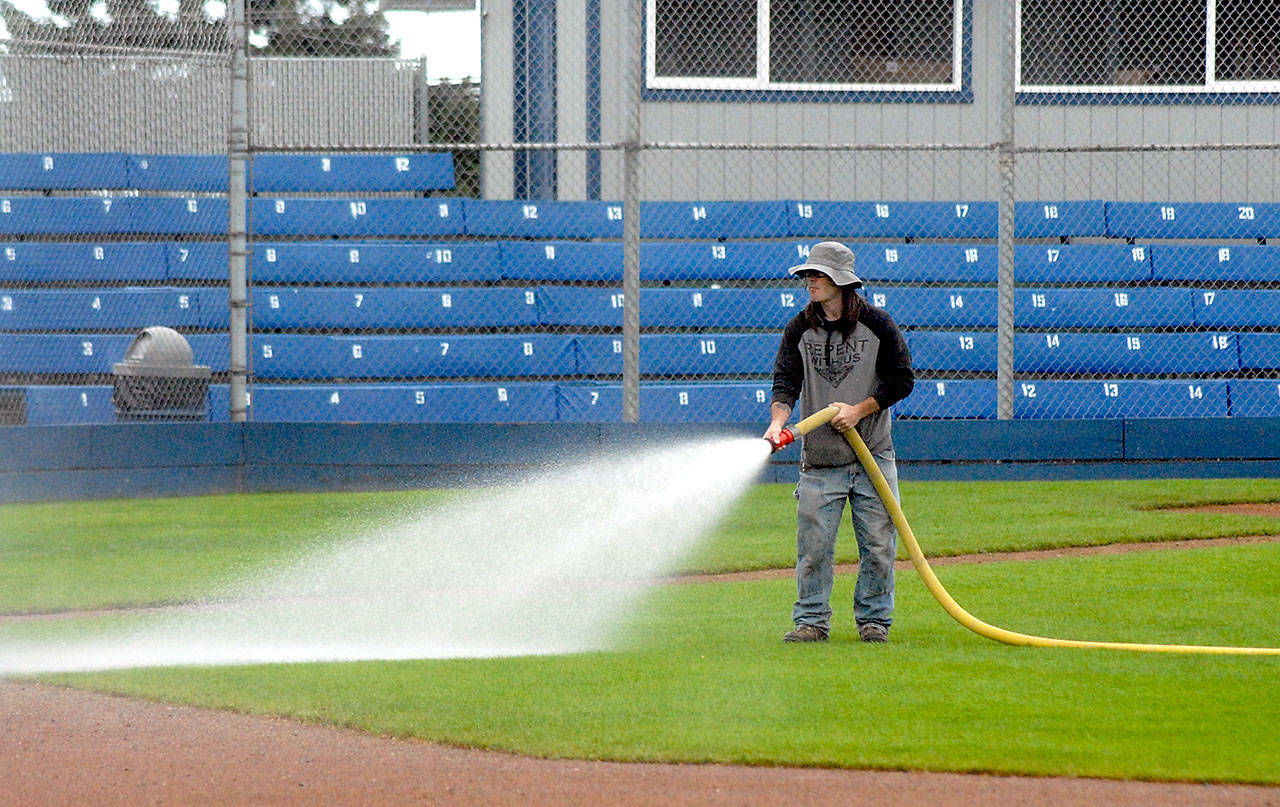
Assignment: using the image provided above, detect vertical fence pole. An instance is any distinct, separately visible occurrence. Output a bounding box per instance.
[227,0,250,422]
[621,0,642,423]
[996,0,1017,420]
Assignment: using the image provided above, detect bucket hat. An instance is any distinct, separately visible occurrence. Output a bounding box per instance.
[787,241,863,287]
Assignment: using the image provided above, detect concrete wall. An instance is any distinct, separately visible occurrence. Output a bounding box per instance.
[5,419,1280,503]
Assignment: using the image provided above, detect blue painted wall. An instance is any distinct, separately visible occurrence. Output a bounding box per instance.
[3,418,1280,502]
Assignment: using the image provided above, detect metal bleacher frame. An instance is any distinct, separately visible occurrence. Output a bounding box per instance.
[3,152,1279,423]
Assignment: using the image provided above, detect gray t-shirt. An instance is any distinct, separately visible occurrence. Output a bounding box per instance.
[770,304,914,468]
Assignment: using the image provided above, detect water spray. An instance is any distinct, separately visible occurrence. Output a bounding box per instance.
[775,405,1280,656]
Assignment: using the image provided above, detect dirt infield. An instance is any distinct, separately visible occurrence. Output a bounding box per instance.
[4,517,1279,806]
[3,681,1278,807]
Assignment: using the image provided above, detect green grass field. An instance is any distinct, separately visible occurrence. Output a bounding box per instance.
[3,478,1280,783]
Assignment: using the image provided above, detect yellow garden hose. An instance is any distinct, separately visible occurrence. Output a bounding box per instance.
[787,405,1280,656]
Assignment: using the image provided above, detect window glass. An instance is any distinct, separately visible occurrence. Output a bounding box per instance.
[654,0,756,79]
[1215,0,1280,82]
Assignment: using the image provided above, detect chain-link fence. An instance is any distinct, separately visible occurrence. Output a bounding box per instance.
[1,0,1278,426]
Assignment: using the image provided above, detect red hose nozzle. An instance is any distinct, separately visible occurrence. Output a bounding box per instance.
[766,428,796,454]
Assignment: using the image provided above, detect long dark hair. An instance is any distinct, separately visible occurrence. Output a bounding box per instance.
[803,285,865,336]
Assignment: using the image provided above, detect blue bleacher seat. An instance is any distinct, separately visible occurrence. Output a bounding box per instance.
[1013,200,1108,238]
[535,286,624,327]
[253,242,502,284]
[642,241,800,281]
[128,197,229,236]
[641,201,790,239]
[0,153,129,190]
[895,379,996,419]
[325,333,576,381]
[251,333,336,379]
[1014,243,1152,283]
[0,287,204,331]
[1237,333,1280,370]
[21,385,117,424]
[854,243,996,284]
[1106,201,1280,240]
[126,154,226,192]
[576,333,776,376]
[166,243,228,282]
[1193,289,1280,328]
[252,287,539,330]
[1229,379,1280,417]
[0,197,136,235]
[1017,287,1193,329]
[556,382,772,422]
[252,153,455,193]
[189,287,231,329]
[864,287,997,328]
[0,243,167,284]
[243,382,557,423]
[1014,332,1239,375]
[643,288,804,328]
[0,332,227,374]
[501,242,621,281]
[464,200,623,238]
[905,332,997,372]
[252,198,465,237]
[1014,379,1229,418]
[789,200,997,239]
[1151,244,1280,283]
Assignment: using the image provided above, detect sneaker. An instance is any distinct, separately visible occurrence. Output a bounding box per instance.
[783,624,829,643]
[858,623,889,643]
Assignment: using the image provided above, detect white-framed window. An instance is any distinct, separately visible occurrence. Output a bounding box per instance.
[646,0,964,93]
[1019,0,1280,94]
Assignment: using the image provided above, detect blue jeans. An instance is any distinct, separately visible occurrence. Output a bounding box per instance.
[792,451,899,632]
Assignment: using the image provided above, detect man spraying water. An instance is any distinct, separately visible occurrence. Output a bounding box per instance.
[763,242,915,644]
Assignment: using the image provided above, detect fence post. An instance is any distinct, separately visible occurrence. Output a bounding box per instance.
[996,0,1017,421]
[227,0,250,422]
[621,0,642,424]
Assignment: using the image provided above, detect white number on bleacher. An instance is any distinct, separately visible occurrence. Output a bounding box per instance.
[1202,292,1216,305]
[523,342,534,356]
[43,156,54,171]
[436,249,453,263]
[958,336,974,350]
[542,245,555,260]
[330,392,341,405]
[885,248,898,263]
[955,204,968,218]
[1045,248,1059,263]
[353,294,363,308]
[1020,383,1036,398]
[352,345,363,359]
[1113,292,1129,307]
[1045,334,1060,348]
[178,295,189,309]
[93,246,105,260]
[349,202,367,218]
[438,203,451,218]
[4,248,14,261]
[700,339,716,354]
[872,293,886,307]
[269,295,280,309]
[691,205,706,220]
[187,199,198,213]
[949,294,964,309]
[178,248,189,262]
[525,291,536,305]
[82,341,94,356]
[1042,204,1059,219]
[936,382,947,396]
[1160,205,1176,221]
[396,157,410,172]
[965,248,978,263]
[321,158,332,172]
[415,391,426,405]
[1218,248,1231,262]
[80,393,88,407]
[795,203,812,218]
[711,245,726,260]
[497,388,509,402]
[756,390,767,403]
[796,244,810,258]
[1126,336,1142,351]
[1031,294,1046,307]
[275,200,286,214]
[262,345,273,358]
[1131,247,1145,262]
[266,248,277,262]
[1188,385,1203,399]
[779,293,796,307]
[1,201,9,214]
[1238,206,1255,220]
[440,293,453,308]
[610,293,625,308]
[522,204,538,219]
[349,249,360,263]
[607,206,622,220]
[101,199,112,213]
[439,342,449,355]
[590,392,600,405]
[1,296,11,311]
[1212,335,1232,350]
[612,339,622,353]
[1102,383,1119,397]
[691,293,703,308]
[679,392,690,406]
[91,296,101,310]
[875,203,890,218]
